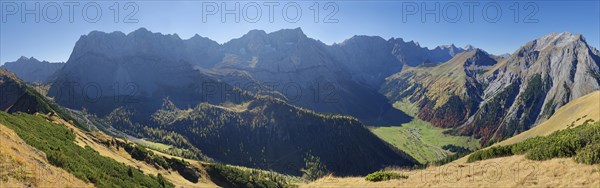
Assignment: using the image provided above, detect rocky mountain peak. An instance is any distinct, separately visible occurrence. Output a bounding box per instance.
[272,27,304,35]
[464,45,475,51]
[340,35,388,47]
[463,48,496,67]
[267,27,308,42]
[243,29,268,39]
[13,56,44,64]
[471,48,487,56]
[17,56,30,61]
[438,44,457,49]
[131,27,151,35]
[532,32,586,51]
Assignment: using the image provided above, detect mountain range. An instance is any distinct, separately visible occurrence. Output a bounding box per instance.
[3,28,600,178]
[41,28,478,125]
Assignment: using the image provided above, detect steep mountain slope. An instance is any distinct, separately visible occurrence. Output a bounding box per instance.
[381,49,497,128]
[1,68,67,115]
[460,32,600,145]
[495,90,600,146]
[1,56,64,83]
[47,28,419,176]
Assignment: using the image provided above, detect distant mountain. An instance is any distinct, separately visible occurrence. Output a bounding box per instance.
[48,28,418,175]
[388,38,473,67]
[1,56,64,83]
[331,35,403,88]
[495,53,511,59]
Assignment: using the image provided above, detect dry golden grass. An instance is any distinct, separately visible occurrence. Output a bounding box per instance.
[303,155,600,188]
[0,124,91,187]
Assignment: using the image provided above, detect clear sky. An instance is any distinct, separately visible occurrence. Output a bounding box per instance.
[1,0,599,64]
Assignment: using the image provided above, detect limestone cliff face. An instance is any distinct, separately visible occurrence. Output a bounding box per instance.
[461,32,600,144]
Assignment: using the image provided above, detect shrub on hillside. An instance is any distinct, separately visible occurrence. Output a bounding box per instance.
[365,171,408,182]
[575,143,600,165]
[468,121,600,165]
[301,153,328,181]
[206,163,296,188]
[467,145,512,162]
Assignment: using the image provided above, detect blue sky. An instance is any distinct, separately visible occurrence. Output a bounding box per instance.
[1,0,599,64]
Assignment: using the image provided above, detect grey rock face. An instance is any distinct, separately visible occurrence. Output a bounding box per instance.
[214,29,410,125]
[461,32,600,144]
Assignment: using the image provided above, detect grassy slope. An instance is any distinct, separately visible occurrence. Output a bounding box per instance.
[369,100,479,163]
[0,124,91,187]
[125,135,173,151]
[0,112,171,188]
[63,119,218,187]
[303,155,600,188]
